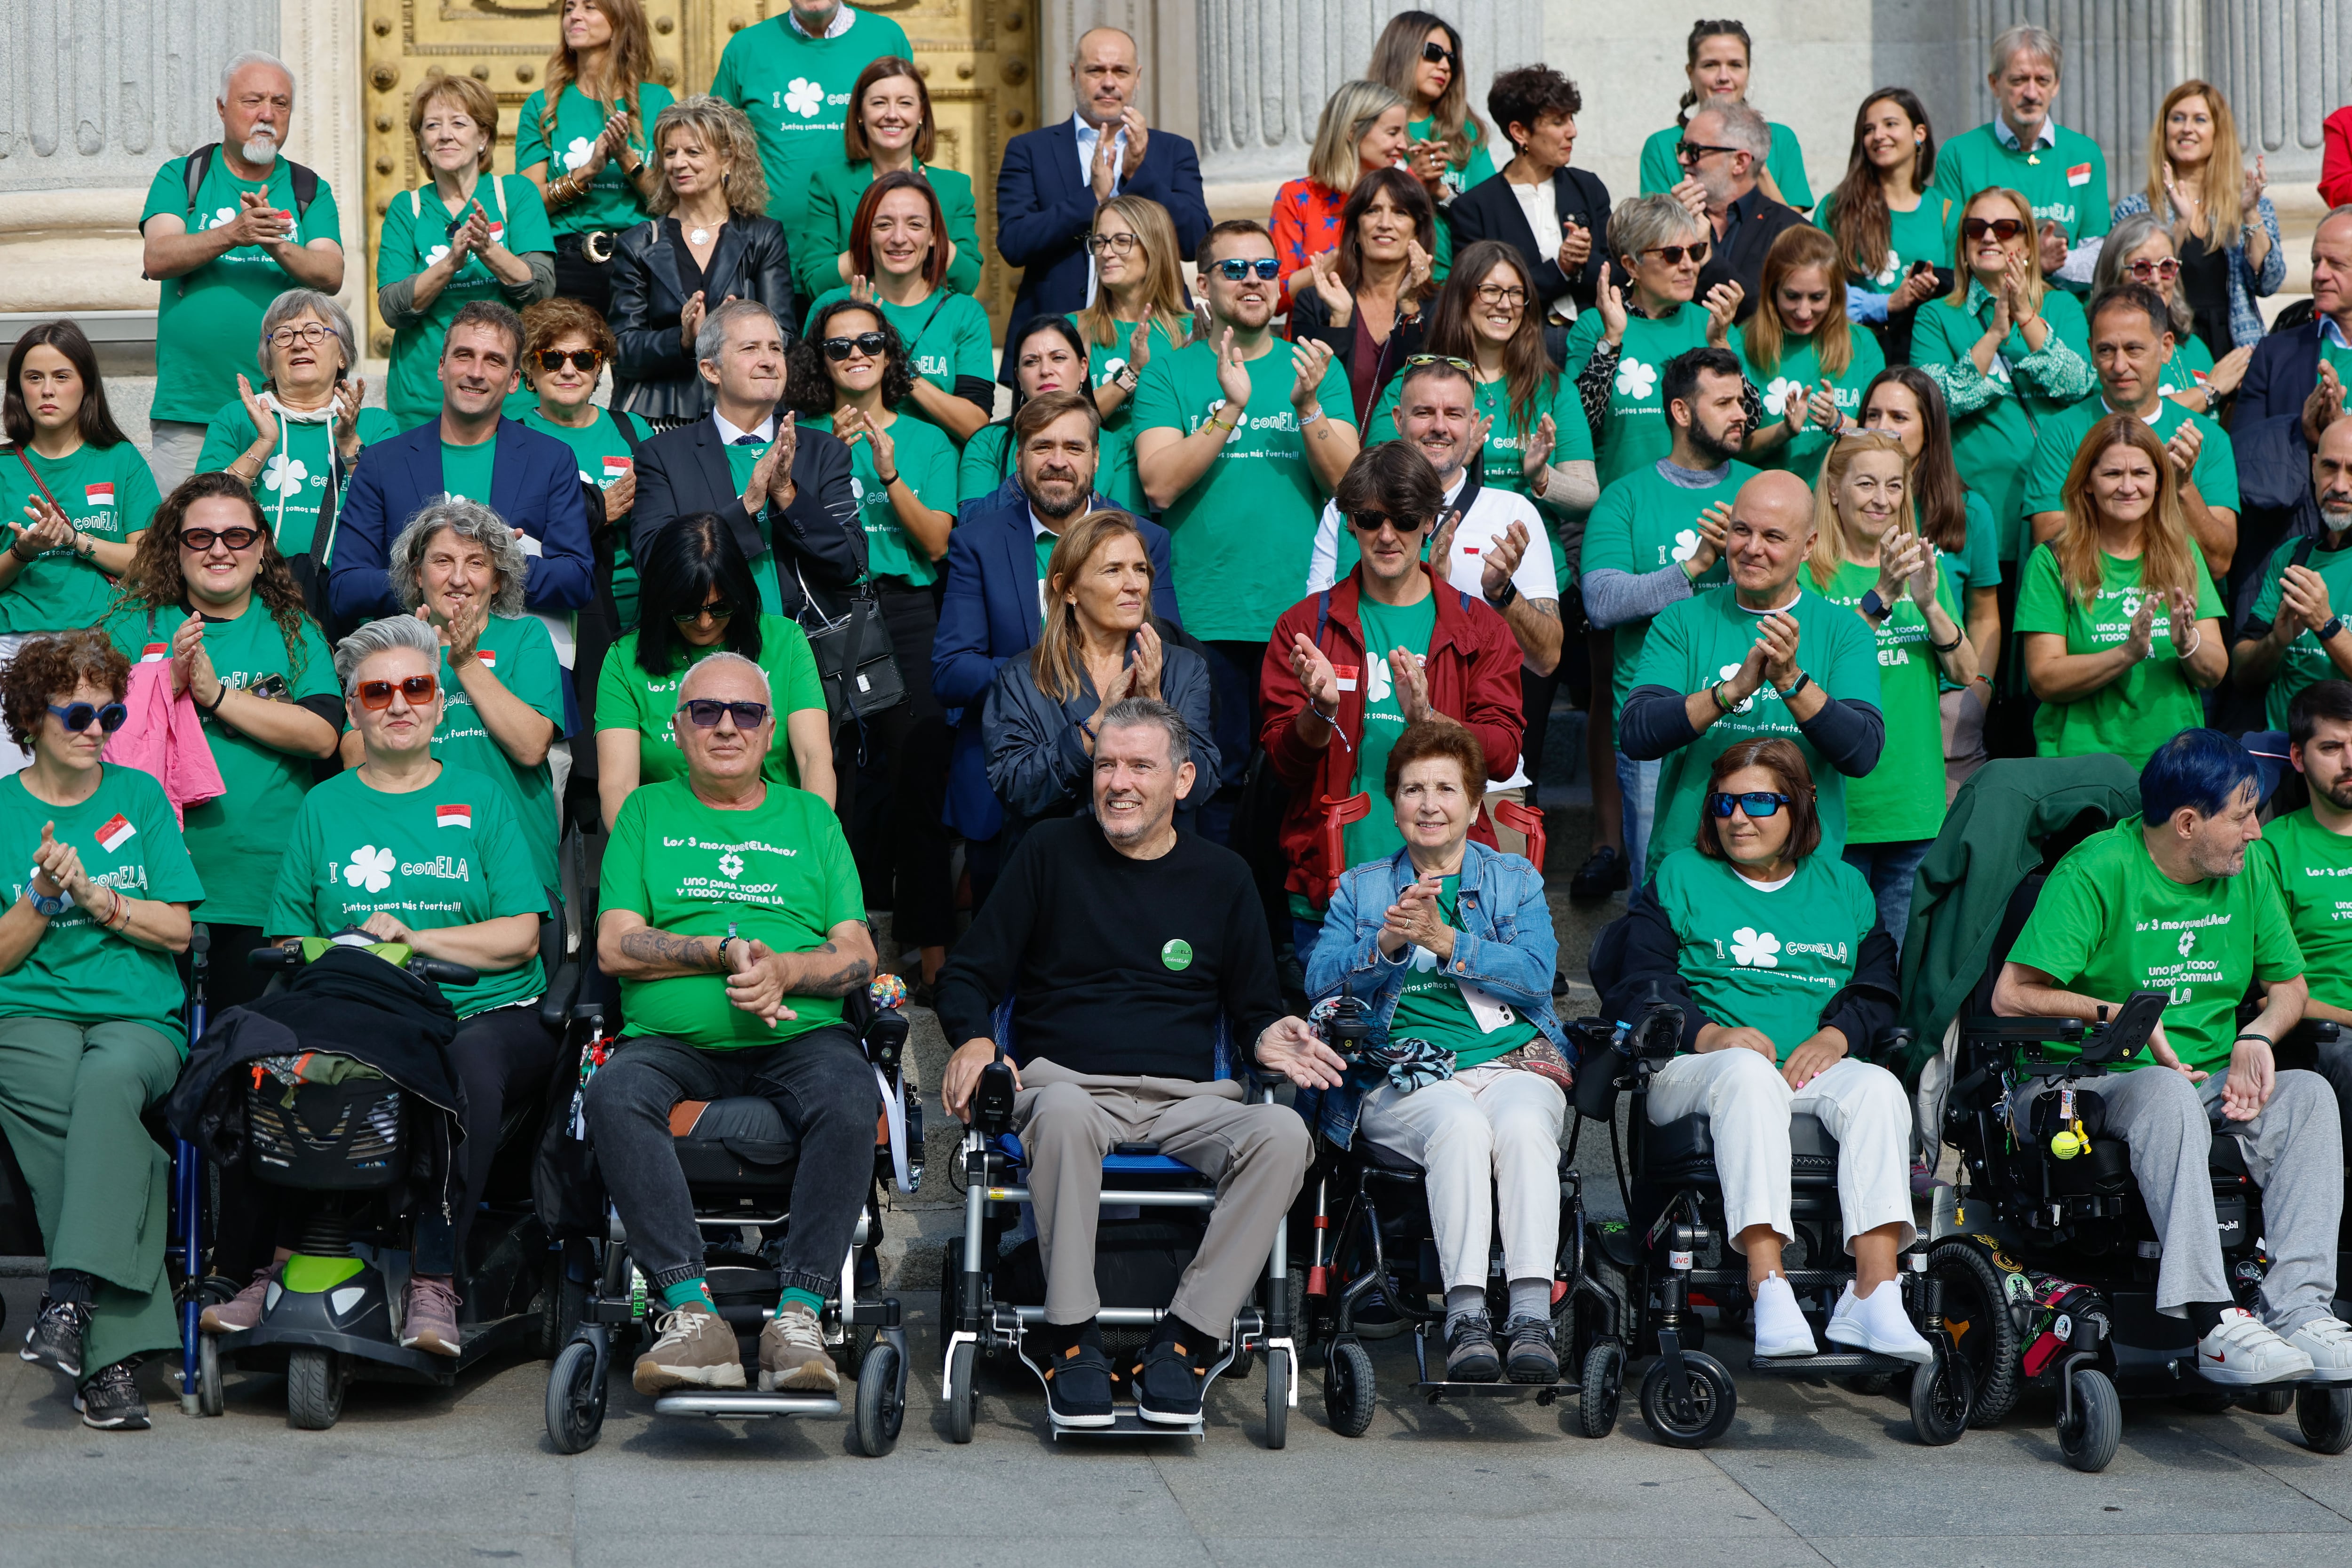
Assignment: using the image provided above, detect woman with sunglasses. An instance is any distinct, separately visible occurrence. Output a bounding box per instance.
[267,613,550,1362]
[2113,80,2281,362]
[797,56,981,306]
[0,629,204,1430]
[1366,12,1495,201]
[958,317,1091,513]
[1910,186,2091,570]
[2092,214,2249,416]
[1801,432,1973,945]
[520,298,654,626]
[595,513,831,831]
[1608,736,1927,1365]
[1637,20,1813,211]
[1273,79,1448,302]
[1816,89,1944,358]
[516,0,672,320]
[1073,195,1194,514]
[803,171,995,447]
[1738,226,1885,486]
[1290,167,1438,428]
[376,72,556,430]
[2017,414,2225,767]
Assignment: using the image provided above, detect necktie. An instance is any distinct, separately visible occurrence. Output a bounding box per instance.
[731,434,764,446]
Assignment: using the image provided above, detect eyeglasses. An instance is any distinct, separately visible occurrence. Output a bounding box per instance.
[1348,509,1427,535]
[535,349,601,372]
[1675,141,1738,164]
[267,323,334,349]
[1420,39,1456,65]
[821,332,888,361]
[47,701,127,734]
[672,597,737,625]
[355,674,438,709]
[1641,242,1711,265]
[1707,790,1795,820]
[2125,257,2183,281]
[1403,354,1476,374]
[678,698,771,728]
[180,526,261,552]
[1212,257,1282,282]
[1961,217,2029,242]
[1471,283,1529,308]
[1087,231,1141,256]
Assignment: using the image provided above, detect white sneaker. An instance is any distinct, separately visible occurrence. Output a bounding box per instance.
[1825,1281,1934,1365]
[2285,1316,2352,1384]
[1750,1274,1819,1358]
[2194,1307,2315,1387]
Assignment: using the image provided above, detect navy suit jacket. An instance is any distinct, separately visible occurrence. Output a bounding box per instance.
[331,417,592,624]
[994,118,1210,383]
[931,489,1179,839]
[2240,319,2327,428]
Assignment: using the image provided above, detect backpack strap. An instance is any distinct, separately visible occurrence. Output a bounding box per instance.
[184,143,317,219]
[2292,535,2320,573]
[183,143,218,212]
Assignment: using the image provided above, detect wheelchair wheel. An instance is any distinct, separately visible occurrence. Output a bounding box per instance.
[1324,1340,1376,1437]
[2058,1367,2120,1472]
[853,1340,904,1457]
[1928,1238,2020,1428]
[943,1339,977,1445]
[286,1347,345,1431]
[1909,1342,1972,1446]
[1637,1351,1736,1449]
[1576,1340,1624,1439]
[1264,1345,1290,1450]
[546,1339,606,1454]
[2297,1385,2352,1455]
[2242,1386,2296,1415]
[532,1255,588,1360]
[838,1322,875,1380]
[196,1333,224,1418]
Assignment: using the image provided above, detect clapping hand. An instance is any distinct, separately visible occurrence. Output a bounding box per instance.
[1558,218,1591,274]
[1289,336,1337,414]
[1089,117,1124,200]
[2206,344,2253,400]
[170,613,222,705]
[1213,326,1253,415]
[31,821,92,908]
[2243,153,2269,218]
[1475,519,1531,604]
[2280,562,2333,639]
[1379,869,1453,958]
[1700,281,1742,346]
[227,188,294,249]
[679,288,708,353]
[1305,248,1351,323]
[2307,361,2347,447]
[332,375,367,462]
[1755,610,1803,689]
[1684,502,1732,577]
[420,596,488,666]
[1289,633,1340,708]
[2165,586,2202,657]
[2165,417,2203,479]
[584,109,632,175]
[236,373,282,453]
[2037,220,2070,277]
[1596,274,1629,343]
[1804,380,1843,436]
[1887,262,1939,312]
[2122,595,2157,662]
[1403,239,1434,296]
[1390,645,1433,722]
[1126,621,1165,701]
[9,494,75,562]
[1668,175,1709,224]
[1521,412,1555,478]
[765,411,798,508]
[1126,319,1153,376]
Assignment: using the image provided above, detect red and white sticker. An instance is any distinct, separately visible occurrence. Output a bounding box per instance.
[95,814,135,852]
[1333,664,1360,693]
[475,649,496,670]
[601,456,633,481]
[139,642,168,663]
[84,482,115,509]
[436,803,472,830]
[2066,162,2092,187]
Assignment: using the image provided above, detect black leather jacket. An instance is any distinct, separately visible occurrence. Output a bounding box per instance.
[609,215,798,423]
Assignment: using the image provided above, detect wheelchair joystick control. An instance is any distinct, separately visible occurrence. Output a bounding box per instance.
[1319,994,1375,1059]
[973,1058,1016,1135]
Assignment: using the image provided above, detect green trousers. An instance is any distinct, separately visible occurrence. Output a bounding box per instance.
[0,1017,182,1376]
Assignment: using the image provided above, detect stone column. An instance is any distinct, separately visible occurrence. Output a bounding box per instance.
[277,0,364,320]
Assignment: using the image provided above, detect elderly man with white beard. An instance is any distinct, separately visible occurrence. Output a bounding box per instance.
[2231,418,2352,720]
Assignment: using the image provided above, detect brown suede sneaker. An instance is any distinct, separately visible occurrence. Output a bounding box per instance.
[633,1301,747,1394]
[201,1266,277,1335]
[758,1300,841,1393]
[400,1274,463,1358]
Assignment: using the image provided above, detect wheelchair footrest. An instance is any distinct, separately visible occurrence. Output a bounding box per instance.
[652,1392,844,1419]
[1049,1408,1202,1440]
[1746,1351,1915,1376]
[1410,1378,1580,1404]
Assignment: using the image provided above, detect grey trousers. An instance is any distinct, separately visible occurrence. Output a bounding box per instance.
[147,420,209,494]
[1011,1057,1311,1334]
[2011,1066,2342,1328]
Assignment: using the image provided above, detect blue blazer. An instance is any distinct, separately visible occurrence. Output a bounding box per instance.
[329,417,594,625]
[931,489,1179,839]
[2239,318,2325,428]
[993,118,1210,383]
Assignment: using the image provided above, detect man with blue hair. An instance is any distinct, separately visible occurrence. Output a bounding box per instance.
[1994,728,2352,1385]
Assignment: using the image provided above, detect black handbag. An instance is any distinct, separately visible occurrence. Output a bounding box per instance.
[794,564,906,723]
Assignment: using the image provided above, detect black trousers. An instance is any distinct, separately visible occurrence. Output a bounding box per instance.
[413,1004,561,1277]
[848,581,954,948]
[552,233,617,321]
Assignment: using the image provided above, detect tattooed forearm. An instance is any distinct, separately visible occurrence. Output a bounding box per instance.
[618,928,719,971]
[799,955,874,997]
[1527,598,1561,621]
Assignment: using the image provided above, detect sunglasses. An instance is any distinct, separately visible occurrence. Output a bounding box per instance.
[180,526,261,551]
[1675,141,1738,164]
[1421,39,1456,65]
[1641,241,1711,265]
[1404,354,1476,374]
[355,674,438,709]
[1348,509,1428,535]
[821,332,888,361]
[536,348,601,373]
[672,597,737,624]
[2125,257,2183,281]
[48,701,127,734]
[1213,257,1282,282]
[1961,217,2029,242]
[1707,790,1795,820]
[678,698,771,728]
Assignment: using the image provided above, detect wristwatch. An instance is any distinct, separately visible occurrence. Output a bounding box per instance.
[1485,578,1519,610]
[1112,363,1139,393]
[27,878,68,918]
[2322,614,2346,644]
[1858,588,1892,623]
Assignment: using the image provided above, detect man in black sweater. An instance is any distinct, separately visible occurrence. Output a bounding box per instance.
[938,697,1343,1429]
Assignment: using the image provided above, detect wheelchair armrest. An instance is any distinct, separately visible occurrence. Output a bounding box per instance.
[538,960,582,1033]
[1869,1025,1916,1068]
[2317,1020,2344,1045]
[249,944,302,971]
[862,1008,911,1079]
[1964,1015,2087,1045]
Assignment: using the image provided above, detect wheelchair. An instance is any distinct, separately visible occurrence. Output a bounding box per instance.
[939,1006,1298,1446]
[541,978,921,1458]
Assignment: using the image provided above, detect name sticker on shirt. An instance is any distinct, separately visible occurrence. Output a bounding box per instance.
[2067,162,2092,187]
[436,803,472,830]
[474,650,497,670]
[1333,664,1359,692]
[96,814,135,853]
[85,482,115,509]
[140,643,168,664]
[601,456,633,481]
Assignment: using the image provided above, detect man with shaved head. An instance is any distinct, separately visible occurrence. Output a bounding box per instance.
[1617,470,1886,877]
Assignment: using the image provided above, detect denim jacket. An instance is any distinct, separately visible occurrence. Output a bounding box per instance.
[1295,840,1571,1148]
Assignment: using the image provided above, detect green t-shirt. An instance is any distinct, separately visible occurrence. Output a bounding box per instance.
[1561,305,1721,489]
[1629,583,1883,877]
[0,442,162,633]
[1811,557,1958,844]
[2013,543,2222,767]
[1578,461,1752,723]
[0,766,206,1046]
[1408,118,1500,203]
[196,398,398,558]
[513,80,675,237]
[434,615,566,891]
[707,7,915,234]
[523,406,649,627]
[267,765,548,1019]
[1934,488,2003,691]
[2160,333,2217,400]
[2249,810,2352,1015]
[798,159,984,302]
[1344,592,1440,867]
[1639,121,1814,210]
[1088,317,1187,514]
[1650,847,1877,1059]
[1736,326,1887,485]
[804,286,994,447]
[378,177,555,430]
[2022,396,2238,519]
[102,602,339,926]
[1385,873,1539,1067]
[1814,190,1950,291]
[2320,338,2352,415]
[1366,370,1595,505]
[440,436,498,505]
[599,777,866,1048]
[1130,336,1357,641]
[957,422,1014,511]
[1908,287,2093,562]
[806,410,957,586]
[2247,533,2352,727]
[1931,122,2112,249]
[595,614,827,790]
[2009,816,2300,1074]
[141,154,346,426]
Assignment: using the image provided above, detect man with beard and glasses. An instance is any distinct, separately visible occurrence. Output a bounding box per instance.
[2233,420,2352,725]
[140,52,347,491]
[1670,102,1803,326]
[1582,345,1760,890]
[2260,680,2352,1170]
[933,389,1180,903]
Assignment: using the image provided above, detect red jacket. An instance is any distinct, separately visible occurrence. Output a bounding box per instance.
[1259,565,1525,906]
[2326,107,2352,210]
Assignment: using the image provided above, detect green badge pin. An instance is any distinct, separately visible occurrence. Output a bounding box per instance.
[1160,938,1193,971]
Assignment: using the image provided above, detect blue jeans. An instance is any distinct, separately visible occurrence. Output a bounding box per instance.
[1841,839,1933,952]
[1614,751,1661,894]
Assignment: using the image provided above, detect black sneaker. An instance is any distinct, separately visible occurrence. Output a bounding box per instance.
[1503,1314,1560,1384]
[1569,845,1628,900]
[1041,1333,1116,1428]
[1445,1313,1502,1382]
[74,1360,150,1431]
[1132,1334,1209,1425]
[20,1295,91,1379]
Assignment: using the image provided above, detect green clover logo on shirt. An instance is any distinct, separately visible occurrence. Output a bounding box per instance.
[1614,358,1657,399]
[343,845,396,893]
[1730,927,1781,968]
[784,77,825,117]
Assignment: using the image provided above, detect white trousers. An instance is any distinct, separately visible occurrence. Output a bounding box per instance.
[1358,1063,1567,1290]
[1646,1051,1916,1254]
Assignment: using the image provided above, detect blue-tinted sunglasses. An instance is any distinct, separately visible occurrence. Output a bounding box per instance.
[49,701,128,734]
[1213,258,1281,282]
[1707,790,1793,820]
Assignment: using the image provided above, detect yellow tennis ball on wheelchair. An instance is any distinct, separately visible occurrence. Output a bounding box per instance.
[2051,1128,2087,1160]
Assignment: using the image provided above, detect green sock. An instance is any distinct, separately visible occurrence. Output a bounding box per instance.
[661,1278,715,1312]
[779,1286,824,1317]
